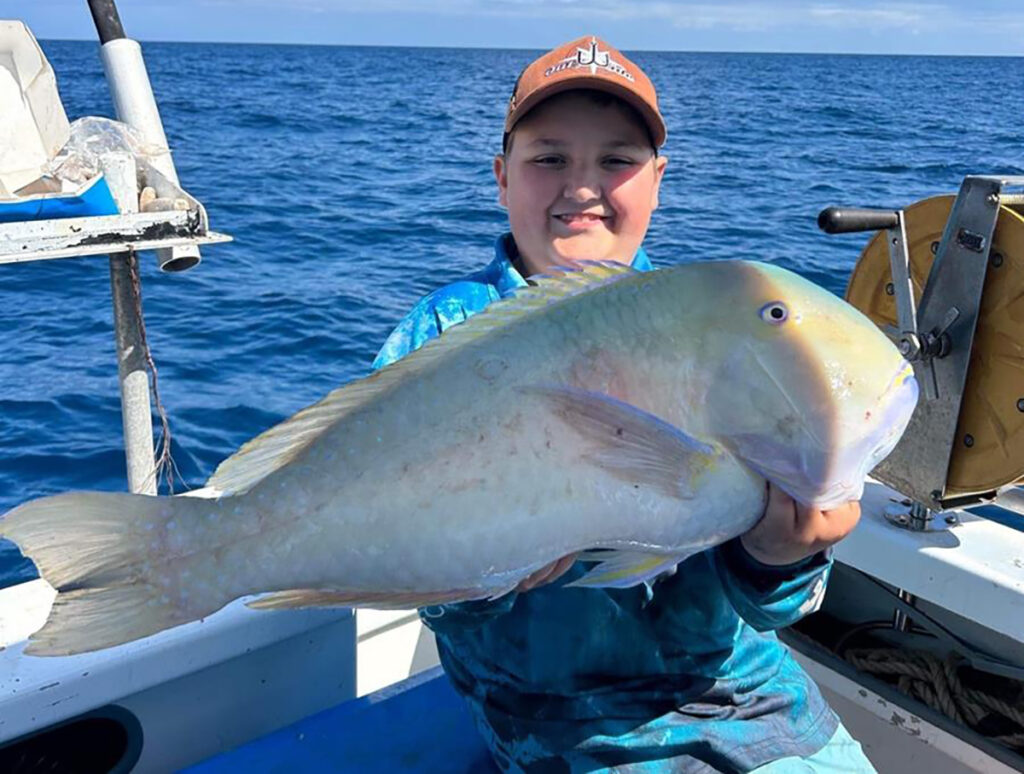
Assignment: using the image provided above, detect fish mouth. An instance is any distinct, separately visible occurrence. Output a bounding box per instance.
[865,363,918,469]
[796,361,919,508]
[727,361,919,509]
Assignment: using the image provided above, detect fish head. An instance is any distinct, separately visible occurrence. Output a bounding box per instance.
[698,261,918,508]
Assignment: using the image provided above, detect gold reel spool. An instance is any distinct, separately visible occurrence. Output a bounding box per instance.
[846,195,1024,499]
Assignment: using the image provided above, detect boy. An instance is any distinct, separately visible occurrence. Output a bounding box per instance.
[373,36,875,774]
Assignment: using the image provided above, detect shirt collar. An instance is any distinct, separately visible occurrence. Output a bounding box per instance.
[486,234,652,297]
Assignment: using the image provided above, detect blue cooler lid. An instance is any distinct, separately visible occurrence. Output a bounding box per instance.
[0,174,119,224]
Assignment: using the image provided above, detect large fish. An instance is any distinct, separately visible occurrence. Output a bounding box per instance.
[2,260,917,655]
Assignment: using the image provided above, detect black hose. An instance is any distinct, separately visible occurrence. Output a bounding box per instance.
[87,0,126,44]
[854,569,1024,681]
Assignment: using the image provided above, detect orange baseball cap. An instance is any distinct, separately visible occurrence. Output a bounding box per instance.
[504,35,666,150]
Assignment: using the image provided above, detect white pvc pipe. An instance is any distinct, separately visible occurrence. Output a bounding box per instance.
[100,38,200,271]
[100,39,174,180]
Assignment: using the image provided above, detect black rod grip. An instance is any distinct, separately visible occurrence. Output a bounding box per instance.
[88,0,126,44]
[818,207,900,234]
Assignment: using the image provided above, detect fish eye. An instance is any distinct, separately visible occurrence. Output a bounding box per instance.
[759,302,789,325]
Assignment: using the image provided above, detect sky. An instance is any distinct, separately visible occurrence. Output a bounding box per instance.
[5,0,1024,55]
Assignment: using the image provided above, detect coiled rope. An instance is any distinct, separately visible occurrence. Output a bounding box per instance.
[844,647,1024,751]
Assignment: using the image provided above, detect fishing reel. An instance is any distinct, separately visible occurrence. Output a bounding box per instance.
[820,175,1024,527]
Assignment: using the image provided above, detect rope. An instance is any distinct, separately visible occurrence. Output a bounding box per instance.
[845,647,1024,753]
[127,249,184,494]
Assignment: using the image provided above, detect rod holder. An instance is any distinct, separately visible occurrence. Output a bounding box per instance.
[99,29,202,272]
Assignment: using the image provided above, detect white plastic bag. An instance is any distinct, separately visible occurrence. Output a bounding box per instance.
[47,116,164,188]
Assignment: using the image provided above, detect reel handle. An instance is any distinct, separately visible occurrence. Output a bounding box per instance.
[818,207,900,234]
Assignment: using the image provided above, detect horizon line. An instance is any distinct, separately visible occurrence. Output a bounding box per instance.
[36,37,1024,59]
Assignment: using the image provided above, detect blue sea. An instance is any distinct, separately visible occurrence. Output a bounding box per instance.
[2,43,1023,588]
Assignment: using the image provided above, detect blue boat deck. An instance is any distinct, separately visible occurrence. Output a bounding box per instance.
[185,666,499,773]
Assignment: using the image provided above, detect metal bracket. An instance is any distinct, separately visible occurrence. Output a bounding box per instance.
[0,210,230,265]
[886,210,917,341]
[883,499,959,532]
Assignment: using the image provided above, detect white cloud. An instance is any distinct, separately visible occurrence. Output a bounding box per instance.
[808,5,930,26]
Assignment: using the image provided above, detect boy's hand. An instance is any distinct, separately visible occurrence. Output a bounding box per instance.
[740,483,861,566]
[516,553,579,591]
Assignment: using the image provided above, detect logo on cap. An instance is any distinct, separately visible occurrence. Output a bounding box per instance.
[543,38,635,82]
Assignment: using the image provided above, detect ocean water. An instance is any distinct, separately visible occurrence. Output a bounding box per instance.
[2,43,1023,587]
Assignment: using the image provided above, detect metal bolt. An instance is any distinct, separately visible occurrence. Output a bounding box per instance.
[964,434,974,448]
[885,282,895,296]
[987,193,1000,206]
[945,514,959,525]
[899,339,913,356]
[992,252,1004,268]
[931,489,942,500]
[1017,398,1024,412]
[930,241,940,255]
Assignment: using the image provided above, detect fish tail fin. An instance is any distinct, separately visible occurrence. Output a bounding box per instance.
[1,491,218,656]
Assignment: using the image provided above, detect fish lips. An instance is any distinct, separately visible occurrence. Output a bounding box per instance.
[726,363,919,509]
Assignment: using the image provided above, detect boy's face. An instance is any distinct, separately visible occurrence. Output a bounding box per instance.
[495,93,667,276]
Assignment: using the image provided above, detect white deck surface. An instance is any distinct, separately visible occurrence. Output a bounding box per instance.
[836,481,1024,642]
[0,579,356,770]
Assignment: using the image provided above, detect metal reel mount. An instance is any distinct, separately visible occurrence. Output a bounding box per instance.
[820,177,1024,517]
[846,194,1024,499]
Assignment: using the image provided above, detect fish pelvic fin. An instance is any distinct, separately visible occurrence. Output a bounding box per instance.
[526,385,718,499]
[1,492,221,656]
[205,262,637,498]
[246,586,505,611]
[568,549,689,589]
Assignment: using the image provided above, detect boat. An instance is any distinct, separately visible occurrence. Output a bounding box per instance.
[0,2,1022,772]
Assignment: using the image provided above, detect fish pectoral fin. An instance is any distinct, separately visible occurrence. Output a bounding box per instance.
[568,549,688,589]
[245,586,492,611]
[527,385,717,499]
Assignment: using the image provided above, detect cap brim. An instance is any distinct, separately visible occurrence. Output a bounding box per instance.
[505,76,666,148]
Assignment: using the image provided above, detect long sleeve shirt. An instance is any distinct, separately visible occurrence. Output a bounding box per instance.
[372,235,838,774]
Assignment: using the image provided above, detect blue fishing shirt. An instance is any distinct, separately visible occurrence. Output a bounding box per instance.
[372,235,838,774]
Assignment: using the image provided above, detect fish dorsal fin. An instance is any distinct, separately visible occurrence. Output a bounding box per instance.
[205,261,637,497]
[203,372,405,497]
[448,261,636,331]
